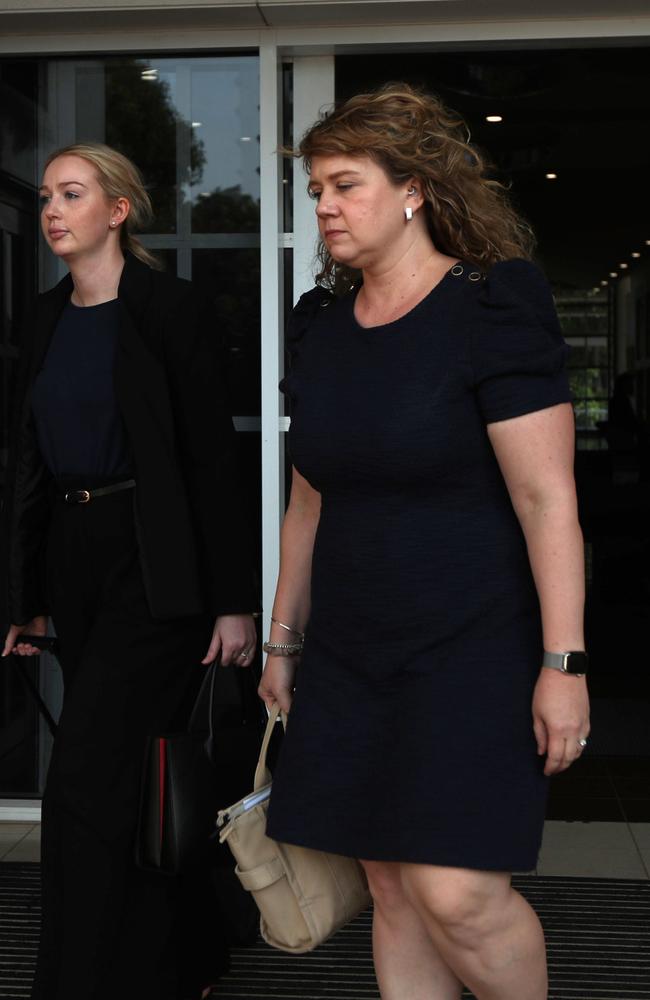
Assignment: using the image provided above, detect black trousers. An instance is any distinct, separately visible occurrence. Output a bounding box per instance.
[32,484,226,1000]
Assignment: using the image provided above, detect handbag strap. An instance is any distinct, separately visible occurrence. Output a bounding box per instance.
[187,660,218,754]
[188,661,265,761]
[253,703,286,791]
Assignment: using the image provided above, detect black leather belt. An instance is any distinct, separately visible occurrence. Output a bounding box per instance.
[62,479,136,505]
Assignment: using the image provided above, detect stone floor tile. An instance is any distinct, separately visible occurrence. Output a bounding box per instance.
[537,846,647,878]
[540,819,638,850]
[629,822,650,848]
[0,823,34,860]
[537,820,649,878]
[2,837,42,863]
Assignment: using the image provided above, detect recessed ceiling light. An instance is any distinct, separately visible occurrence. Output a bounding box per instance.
[545,172,557,180]
[191,122,203,128]
[646,240,650,246]
[240,136,252,142]
[140,68,158,79]
[600,280,608,286]
[486,115,503,123]
[631,252,641,258]
[609,272,618,278]
[619,263,629,269]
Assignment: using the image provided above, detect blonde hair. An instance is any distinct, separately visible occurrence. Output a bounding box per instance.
[44,142,161,269]
[294,83,535,290]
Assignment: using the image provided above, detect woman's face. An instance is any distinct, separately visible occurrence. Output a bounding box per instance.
[39,155,124,262]
[308,154,416,272]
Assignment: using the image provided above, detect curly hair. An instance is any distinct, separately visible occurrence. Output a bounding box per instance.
[293,83,535,290]
[44,142,161,270]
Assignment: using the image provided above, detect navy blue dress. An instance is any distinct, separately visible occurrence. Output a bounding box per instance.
[266,259,572,871]
[31,299,132,478]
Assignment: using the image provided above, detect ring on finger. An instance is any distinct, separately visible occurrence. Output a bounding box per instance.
[577,737,588,749]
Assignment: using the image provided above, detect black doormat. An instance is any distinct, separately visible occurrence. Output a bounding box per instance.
[1,864,649,999]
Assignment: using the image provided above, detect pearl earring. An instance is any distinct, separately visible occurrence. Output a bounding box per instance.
[405,206,413,221]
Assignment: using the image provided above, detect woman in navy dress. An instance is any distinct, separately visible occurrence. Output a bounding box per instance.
[259,85,589,999]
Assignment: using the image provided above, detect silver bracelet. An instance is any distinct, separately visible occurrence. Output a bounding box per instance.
[270,617,304,639]
[263,640,304,656]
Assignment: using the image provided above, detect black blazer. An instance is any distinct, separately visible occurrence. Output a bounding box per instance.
[1,252,257,624]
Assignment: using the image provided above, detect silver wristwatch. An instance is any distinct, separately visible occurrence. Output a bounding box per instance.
[542,650,588,676]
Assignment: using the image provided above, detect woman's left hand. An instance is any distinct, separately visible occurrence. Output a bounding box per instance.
[202,614,257,666]
[532,668,590,775]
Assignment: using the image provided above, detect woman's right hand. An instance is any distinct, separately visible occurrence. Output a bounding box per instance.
[2,617,49,658]
[258,656,297,715]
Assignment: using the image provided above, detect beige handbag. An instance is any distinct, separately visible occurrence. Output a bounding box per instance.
[216,704,371,953]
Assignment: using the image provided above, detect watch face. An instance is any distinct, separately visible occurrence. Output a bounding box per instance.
[566,651,589,674]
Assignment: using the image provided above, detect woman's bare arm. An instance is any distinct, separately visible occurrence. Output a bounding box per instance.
[258,466,322,712]
[487,402,589,775]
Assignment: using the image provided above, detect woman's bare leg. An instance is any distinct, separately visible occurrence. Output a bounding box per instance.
[362,861,464,1000]
[401,864,547,1000]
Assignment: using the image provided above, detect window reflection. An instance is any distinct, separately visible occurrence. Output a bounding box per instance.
[190,60,260,233]
[192,186,260,234]
[71,56,261,238]
[192,249,261,417]
[574,399,608,433]
[68,54,261,418]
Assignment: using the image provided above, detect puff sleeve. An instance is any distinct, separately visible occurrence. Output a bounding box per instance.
[280,285,334,399]
[472,259,571,424]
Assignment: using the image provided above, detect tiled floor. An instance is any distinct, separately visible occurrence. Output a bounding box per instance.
[546,753,650,822]
[537,820,650,877]
[0,823,40,863]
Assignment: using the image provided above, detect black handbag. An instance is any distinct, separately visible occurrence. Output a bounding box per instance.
[136,660,264,876]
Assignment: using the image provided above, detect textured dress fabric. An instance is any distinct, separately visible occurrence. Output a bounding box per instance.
[266,259,572,872]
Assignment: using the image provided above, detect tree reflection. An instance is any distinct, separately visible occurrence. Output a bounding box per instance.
[192,185,260,234]
[101,60,261,413]
[105,59,206,233]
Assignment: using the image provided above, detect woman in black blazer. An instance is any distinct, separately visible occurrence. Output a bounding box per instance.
[1,143,258,1000]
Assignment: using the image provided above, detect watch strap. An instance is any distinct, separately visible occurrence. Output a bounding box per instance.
[542,650,588,675]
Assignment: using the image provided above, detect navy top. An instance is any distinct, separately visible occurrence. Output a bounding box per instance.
[31,298,132,479]
[267,259,573,871]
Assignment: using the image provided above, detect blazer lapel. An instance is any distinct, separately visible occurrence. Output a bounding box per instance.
[31,273,73,377]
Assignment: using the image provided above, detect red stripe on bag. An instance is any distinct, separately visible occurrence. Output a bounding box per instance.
[159,739,166,849]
